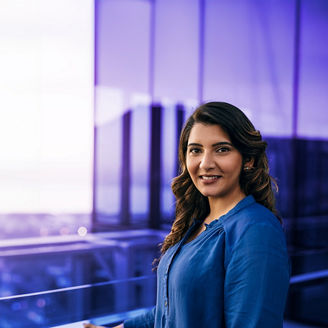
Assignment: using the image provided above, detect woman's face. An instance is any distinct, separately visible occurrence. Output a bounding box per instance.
[186,123,244,202]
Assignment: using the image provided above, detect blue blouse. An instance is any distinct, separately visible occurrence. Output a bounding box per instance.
[124,195,290,328]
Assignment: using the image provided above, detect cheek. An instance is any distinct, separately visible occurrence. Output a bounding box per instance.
[221,156,242,174]
[186,157,197,176]
[231,158,243,175]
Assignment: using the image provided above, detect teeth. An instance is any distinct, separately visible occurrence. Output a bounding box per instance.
[202,176,219,180]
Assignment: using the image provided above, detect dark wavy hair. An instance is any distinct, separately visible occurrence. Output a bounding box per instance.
[153,101,280,269]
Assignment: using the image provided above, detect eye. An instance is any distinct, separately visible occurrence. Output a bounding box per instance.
[189,147,201,154]
[216,147,231,153]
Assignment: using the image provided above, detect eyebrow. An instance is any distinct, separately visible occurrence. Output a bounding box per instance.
[187,142,233,147]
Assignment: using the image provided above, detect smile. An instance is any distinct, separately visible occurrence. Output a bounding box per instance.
[200,175,221,180]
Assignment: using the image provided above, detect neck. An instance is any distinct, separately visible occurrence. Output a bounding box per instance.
[206,190,246,222]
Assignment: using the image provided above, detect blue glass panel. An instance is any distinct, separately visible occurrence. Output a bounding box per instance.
[0,277,156,327]
[96,118,122,224]
[161,104,177,222]
[130,105,151,224]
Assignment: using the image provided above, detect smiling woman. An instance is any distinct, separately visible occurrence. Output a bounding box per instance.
[86,102,290,328]
[184,123,247,244]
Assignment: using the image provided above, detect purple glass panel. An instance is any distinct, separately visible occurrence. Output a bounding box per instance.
[298,0,328,139]
[96,0,151,94]
[203,0,295,136]
[153,0,200,102]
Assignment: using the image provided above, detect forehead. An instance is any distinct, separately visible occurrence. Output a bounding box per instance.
[188,123,231,143]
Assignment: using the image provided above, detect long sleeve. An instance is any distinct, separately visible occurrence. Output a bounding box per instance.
[123,306,155,328]
[224,223,290,328]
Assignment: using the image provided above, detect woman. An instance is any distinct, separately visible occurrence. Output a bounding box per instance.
[84,102,290,328]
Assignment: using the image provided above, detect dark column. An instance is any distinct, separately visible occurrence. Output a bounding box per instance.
[120,110,132,226]
[291,0,302,231]
[175,103,185,175]
[148,104,162,229]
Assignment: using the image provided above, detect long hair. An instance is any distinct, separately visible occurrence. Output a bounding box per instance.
[153,102,280,269]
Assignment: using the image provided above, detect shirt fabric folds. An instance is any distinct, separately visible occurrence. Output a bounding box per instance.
[124,195,290,328]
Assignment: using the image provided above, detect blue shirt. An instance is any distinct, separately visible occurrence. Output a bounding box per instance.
[124,195,290,328]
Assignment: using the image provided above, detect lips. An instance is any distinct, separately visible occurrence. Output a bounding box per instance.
[200,175,222,180]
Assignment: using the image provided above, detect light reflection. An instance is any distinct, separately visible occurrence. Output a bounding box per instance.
[77,226,87,237]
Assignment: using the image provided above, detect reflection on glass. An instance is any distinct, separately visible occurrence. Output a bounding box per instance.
[0,276,156,327]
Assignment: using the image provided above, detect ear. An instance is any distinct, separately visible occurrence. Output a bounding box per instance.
[243,157,254,171]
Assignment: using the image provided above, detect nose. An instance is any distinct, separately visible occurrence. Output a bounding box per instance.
[199,151,215,170]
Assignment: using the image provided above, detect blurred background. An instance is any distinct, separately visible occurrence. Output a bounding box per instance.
[0,0,327,327]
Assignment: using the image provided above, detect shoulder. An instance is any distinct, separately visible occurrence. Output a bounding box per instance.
[221,196,286,255]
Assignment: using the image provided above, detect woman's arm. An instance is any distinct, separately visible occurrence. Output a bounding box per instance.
[224,223,290,328]
[83,306,155,328]
[123,306,155,328]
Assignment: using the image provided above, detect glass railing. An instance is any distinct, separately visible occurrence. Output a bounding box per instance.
[0,275,156,328]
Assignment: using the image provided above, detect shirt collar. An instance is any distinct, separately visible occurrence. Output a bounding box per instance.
[192,194,255,224]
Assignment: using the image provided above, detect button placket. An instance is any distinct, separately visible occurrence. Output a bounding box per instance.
[163,228,196,318]
[164,270,169,313]
[164,243,183,316]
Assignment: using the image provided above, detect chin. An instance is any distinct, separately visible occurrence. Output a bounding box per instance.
[199,189,222,198]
